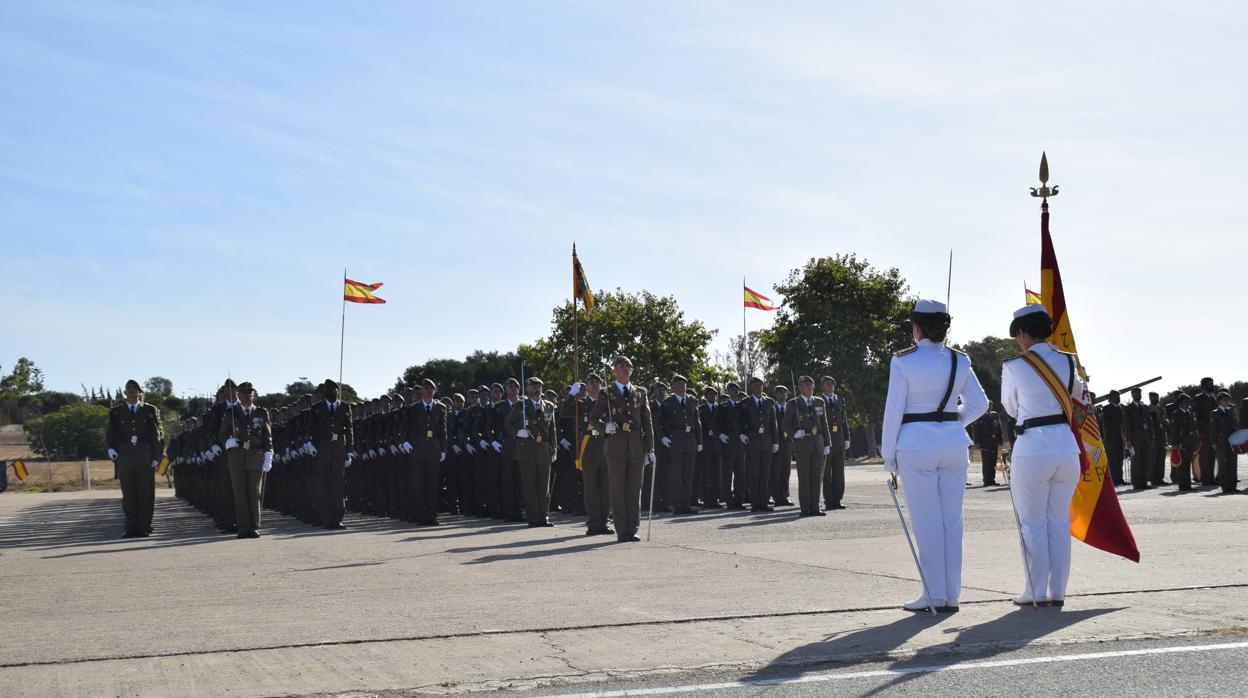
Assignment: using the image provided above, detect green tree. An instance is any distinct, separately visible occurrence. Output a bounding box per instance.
[394,350,522,397]
[283,377,358,402]
[520,289,725,392]
[0,358,43,394]
[144,376,173,397]
[760,254,915,429]
[954,336,1018,406]
[25,403,109,459]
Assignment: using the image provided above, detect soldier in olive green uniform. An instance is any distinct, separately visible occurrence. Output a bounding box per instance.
[589,356,655,542]
[697,387,722,507]
[647,381,669,513]
[563,374,612,534]
[105,379,165,538]
[308,379,355,529]
[820,376,851,510]
[786,376,832,517]
[769,385,794,506]
[507,377,557,527]
[403,379,447,525]
[738,377,780,511]
[217,382,273,538]
[1212,392,1239,493]
[659,374,702,515]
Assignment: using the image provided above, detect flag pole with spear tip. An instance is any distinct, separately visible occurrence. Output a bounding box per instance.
[339,268,347,386]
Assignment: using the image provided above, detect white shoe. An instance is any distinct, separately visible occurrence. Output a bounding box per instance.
[903,596,941,612]
[1013,594,1041,607]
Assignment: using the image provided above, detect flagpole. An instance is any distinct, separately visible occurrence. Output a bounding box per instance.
[572,244,580,466]
[339,267,347,385]
[742,276,749,380]
[946,250,953,312]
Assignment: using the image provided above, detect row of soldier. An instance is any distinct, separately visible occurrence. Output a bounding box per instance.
[164,359,855,541]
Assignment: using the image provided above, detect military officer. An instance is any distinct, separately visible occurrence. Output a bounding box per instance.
[972,404,1004,487]
[1124,387,1153,490]
[402,379,447,525]
[1193,378,1218,485]
[1212,392,1239,493]
[785,376,831,517]
[1148,391,1169,486]
[738,377,780,512]
[105,379,165,538]
[495,379,524,523]
[717,382,746,509]
[647,381,669,513]
[564,373,612,534]
[882,300,988,612]
[1100,391,1125,486]
[659,374,702,515]
[819,377,852,510]
[307,379,354,529]
[1169,394,1198,491]
[506,377,557,527]
[217,382,273,538]
[769,385,794,507]
[697,386,722,508]
[589,356,655,543]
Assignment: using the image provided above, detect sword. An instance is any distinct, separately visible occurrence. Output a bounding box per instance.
[646,452,658,542]
[887,474,937,616]
[1008,482,1040,609]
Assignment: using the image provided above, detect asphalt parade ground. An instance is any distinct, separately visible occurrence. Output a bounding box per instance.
[2,459,1246,697]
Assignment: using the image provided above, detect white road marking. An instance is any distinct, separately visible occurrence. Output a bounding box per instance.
[544,640,1248,697]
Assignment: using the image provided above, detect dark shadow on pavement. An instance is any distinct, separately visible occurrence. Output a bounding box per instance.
[465,539,617,564]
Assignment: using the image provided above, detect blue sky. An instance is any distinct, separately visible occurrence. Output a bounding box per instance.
[3,1,1244,400]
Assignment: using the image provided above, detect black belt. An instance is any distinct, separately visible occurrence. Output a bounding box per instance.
[901,412,958,424]
[1017,414,1067,433]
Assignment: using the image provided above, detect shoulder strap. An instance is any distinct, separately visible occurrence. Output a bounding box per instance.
[1019,352,1075,421]
[1065,353,1075,395]
[936,348,958,413]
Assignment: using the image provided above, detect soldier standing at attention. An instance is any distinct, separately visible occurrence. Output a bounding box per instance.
[308,379,354,529]
[697,386,722,508]
[1124,387,1153,490]
[769,385,794,507]
[785,376,831,517]
[563,373,612,535]
[1169,394,1198,491]
[820,376,851,510]
[659,374,702,515]
[717,382,746,509]
[106,379,165,538]
[1212,392,1239,493]
[1100,391,1125,486]
[1148,392,1169,486]
[972,404,1004,487]
[648,381,670,513]
[508,377,557,527]
[1193,377,1219,486]
[218,382,273,538]
[589,356,655,543]
[404,379,447,526]
[739,377,780,512]
[495,379,524,523]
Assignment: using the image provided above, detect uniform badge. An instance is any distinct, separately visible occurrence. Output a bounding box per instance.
[130,435,138,445]
[426,430,434,438]
[535,434,543,444]
[758,426,765,434]
[622,422,632,432]
[685,426,692,433]
[332,433,339,441]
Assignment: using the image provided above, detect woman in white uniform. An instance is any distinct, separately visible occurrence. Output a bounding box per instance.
[1000,304,1086,607]
[881,299,989,612]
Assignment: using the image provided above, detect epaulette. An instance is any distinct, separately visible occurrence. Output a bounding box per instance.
[949,347,968,357]
[1004,354,1025,363]
[894,345,918,357]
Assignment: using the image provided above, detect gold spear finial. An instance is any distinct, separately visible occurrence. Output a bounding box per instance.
[1030,151,1059,199]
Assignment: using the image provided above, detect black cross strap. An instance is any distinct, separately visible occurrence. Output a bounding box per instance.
[901,349,960,424]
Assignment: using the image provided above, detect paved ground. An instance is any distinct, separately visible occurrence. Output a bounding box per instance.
[1,459,1245,697]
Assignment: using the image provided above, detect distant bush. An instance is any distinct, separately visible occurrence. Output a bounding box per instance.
[25,403,109,459]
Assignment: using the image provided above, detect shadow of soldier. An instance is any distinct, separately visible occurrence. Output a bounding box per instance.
[743,605,1119,693]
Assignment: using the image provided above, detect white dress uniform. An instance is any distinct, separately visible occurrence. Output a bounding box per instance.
[881,301,989,608]
[1001,314,1087,604]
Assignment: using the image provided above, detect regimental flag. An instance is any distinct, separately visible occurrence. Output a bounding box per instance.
[157,456,170,478]
[1025,287,1042,305]
[344,279,386,304]
[573,247,594,312]
[744,286,776,311]
[1040,212,1083,377]
[1020,353,1140,562]
[13,458,29,482]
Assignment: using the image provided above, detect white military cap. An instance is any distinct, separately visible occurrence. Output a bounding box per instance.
[913,299,947,314]
[1013,304,1047,319]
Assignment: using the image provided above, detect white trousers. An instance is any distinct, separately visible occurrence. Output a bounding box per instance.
[1009,452,1080,600]
[898,444,968,603]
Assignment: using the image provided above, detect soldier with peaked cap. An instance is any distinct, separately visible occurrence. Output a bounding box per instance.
[589,356,656,542]
[1000,304,1084,607]
[564,373,613,534]
[738,376,780,511]
[307,379,354,529]
[507,377,558,527]
[495,378,524,522]
[819,376,851,510]
[785,376,831,516]
[659,374,702,515]
[1100,390,1125,486]
[717,381,746,509]
[1193,377,1219,486]
[769,384,794,507]
[217,382,273,538]
[647,380,670,513]
[1124,387,1153,490]
[1148,391,1169,486]
[882,300,989,612]
[105,379,165,538]
[697,386,723,507]
[1212,391,1239,493]
[404,378,447,525]
[1169,393,1198,491]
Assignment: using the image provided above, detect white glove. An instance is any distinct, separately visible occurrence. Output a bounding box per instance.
[108,448,118,460]
[440,452,446,463]
[517,428,531,439]
[697,444,703,452]
[884,459,898,474]
[570,382,582,396]
[466,444,476,455]
[402,441,413,453]
[739,434,749,445]
[389,444,399,455]
[491,440,503,452]
[211,444,223,456]
[225,437,239,450]
[845,440,851,450]
[306,442,318,457]
[345,454,353,468]
[367,448,376,458]
[479,439,489,450]
[793,429,805,440]
[452,444,462,455]
[201,450,211,461]
[559,438,571,451]
[645,451,656,466]
[661,436,672,447]
[771,444,779,454]
[823,446,831,456]
[605,422,618,435]
[719,434,729,444]
[262,451,274,472]
[150,460,159,470]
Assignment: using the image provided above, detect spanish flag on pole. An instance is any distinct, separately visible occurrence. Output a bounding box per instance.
[344,278,386,304]
[744,286,776,311]
[1038,189,1139,562]
[12,458,29,482]
[1025,287,1042,305]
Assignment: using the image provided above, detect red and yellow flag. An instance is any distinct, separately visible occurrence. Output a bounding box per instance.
[12,459,28,482]
[1038,206,1139,562]
[344,279,385,304]
[1025,287,1042,305]
[744,286,776,311]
